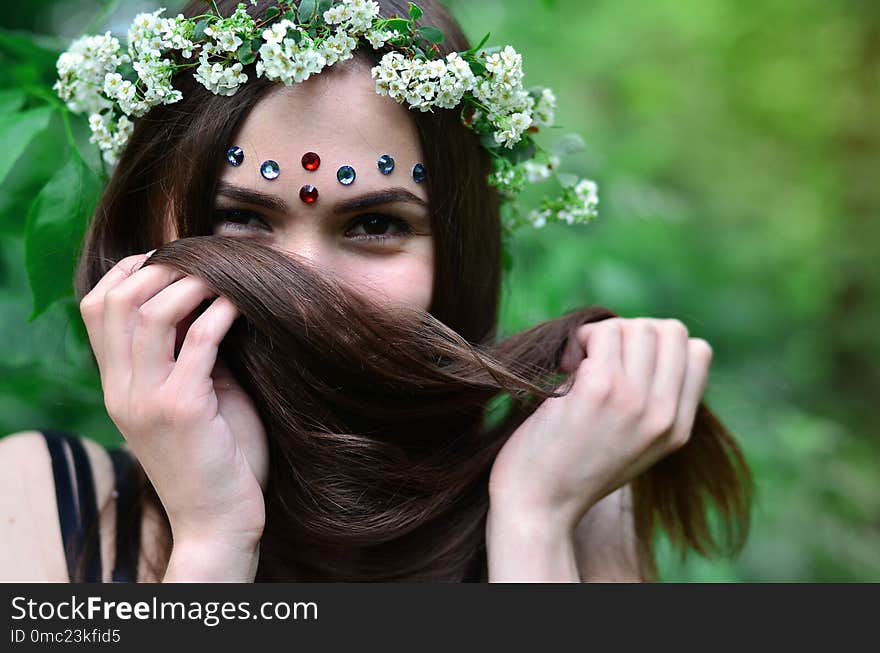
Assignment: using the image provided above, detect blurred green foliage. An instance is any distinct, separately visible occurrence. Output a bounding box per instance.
[1,0,877,580]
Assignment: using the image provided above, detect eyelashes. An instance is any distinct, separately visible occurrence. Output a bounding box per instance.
[211,208,416,243]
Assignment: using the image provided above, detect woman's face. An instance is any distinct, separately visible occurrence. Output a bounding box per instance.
[183,57,434,312]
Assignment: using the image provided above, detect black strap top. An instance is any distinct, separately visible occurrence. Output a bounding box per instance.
[41,430,142,582]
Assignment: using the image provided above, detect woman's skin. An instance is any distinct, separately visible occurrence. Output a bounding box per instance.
[0,57,712,582]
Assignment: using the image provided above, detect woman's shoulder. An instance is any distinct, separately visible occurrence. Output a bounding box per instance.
[0,430,159,582]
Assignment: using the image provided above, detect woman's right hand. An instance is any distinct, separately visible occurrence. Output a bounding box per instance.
[488,317,712,537]
[79,251,269,565]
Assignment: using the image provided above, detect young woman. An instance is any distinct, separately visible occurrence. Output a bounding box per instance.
[0,0,752,582]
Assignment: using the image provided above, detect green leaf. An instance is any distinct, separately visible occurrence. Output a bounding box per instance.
[317,0,333,15]
[551,133,586,158]
[481,391,513,431]
[297,0,317,23]
[479,132,501,151]
[0,28,64,71]
[250,37,262,51]
[236,43,256,65]
[265,6,280,21]
[467,59,487,76]
[409,3,423,22]
[384,18,411,34]
[24,152,101,321]
[501,246,513,274]
[283,9,296,21]
[499,137,537,165]
[0,90,26,116]
[556,172,579,187]
[416,25,445,44]
[0,106,53,187]
[463,32,491,56]
[193,19,211,41]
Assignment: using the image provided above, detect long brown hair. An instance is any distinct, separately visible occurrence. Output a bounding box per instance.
[73,0,752,581]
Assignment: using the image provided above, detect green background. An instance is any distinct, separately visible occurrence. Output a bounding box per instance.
[1,0,878,581]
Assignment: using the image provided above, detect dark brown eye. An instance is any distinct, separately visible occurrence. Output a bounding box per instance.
[212,208,269,231]
[347,214,414,242]
[363,215,395,235]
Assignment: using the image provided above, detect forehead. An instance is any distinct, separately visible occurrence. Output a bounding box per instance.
[220,58,427,198]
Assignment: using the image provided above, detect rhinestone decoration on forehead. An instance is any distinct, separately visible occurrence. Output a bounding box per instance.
[412,163,426,183]
[337,165,356,186]
[301,152,320,171]
[300,185,319,204]
[260,160,280,180]
[226,146,244,167]
[377,154,395,175]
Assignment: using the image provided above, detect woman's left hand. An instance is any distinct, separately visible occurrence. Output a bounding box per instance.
[487,317,713,537]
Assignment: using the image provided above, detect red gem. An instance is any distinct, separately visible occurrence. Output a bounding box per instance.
[300,185,319,204]
[301,152,321,171]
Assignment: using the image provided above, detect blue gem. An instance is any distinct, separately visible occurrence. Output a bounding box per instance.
[226,146,244,167]
[260,160,280,180]
[337,165,356,186]
[377,154,395,175]
[412,163,426,183]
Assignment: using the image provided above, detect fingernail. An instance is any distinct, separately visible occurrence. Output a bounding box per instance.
[145,249,157,258]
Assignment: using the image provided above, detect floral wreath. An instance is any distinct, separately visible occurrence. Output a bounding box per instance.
[53,0,599,259]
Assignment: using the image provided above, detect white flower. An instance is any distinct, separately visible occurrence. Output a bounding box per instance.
[257,32,326,85]
[159,14,194,57]
[575,179,600,214]
[87,111,133,165]
[132,56,179,106]
[534,88,556,127]
[128,9,165,46]
[194,52,248,96]
[54,32,127,114]
[423,59,447,79]
[365,28,393,49]
[128,9,168,59]
[493,111,532,148]
[263,19,294,45]
[528,208,552,228]
[215,30,244,53]
[523,155,561,183]
[324,0,380,35]
[323,5,348,25]
[321,31,357,65]
[525,177,599,228]
[203,3,256,54]
[102,72,124,97]
[414,80,436,102]
[470,46,534,148]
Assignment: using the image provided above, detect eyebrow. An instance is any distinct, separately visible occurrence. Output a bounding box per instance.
[214,181,428,214]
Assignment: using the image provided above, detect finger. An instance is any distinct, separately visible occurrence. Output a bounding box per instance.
[79,251,156,372]
[83,251,157,305]
[572,319,624,399]
[167,295,242,388]
[669,338,713,449]
[621,318,657,393]
[648,319,690,425]
[101,264,187,390]
[130,276,221,391]
[575,318,623,371]
[559,327,586,375]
